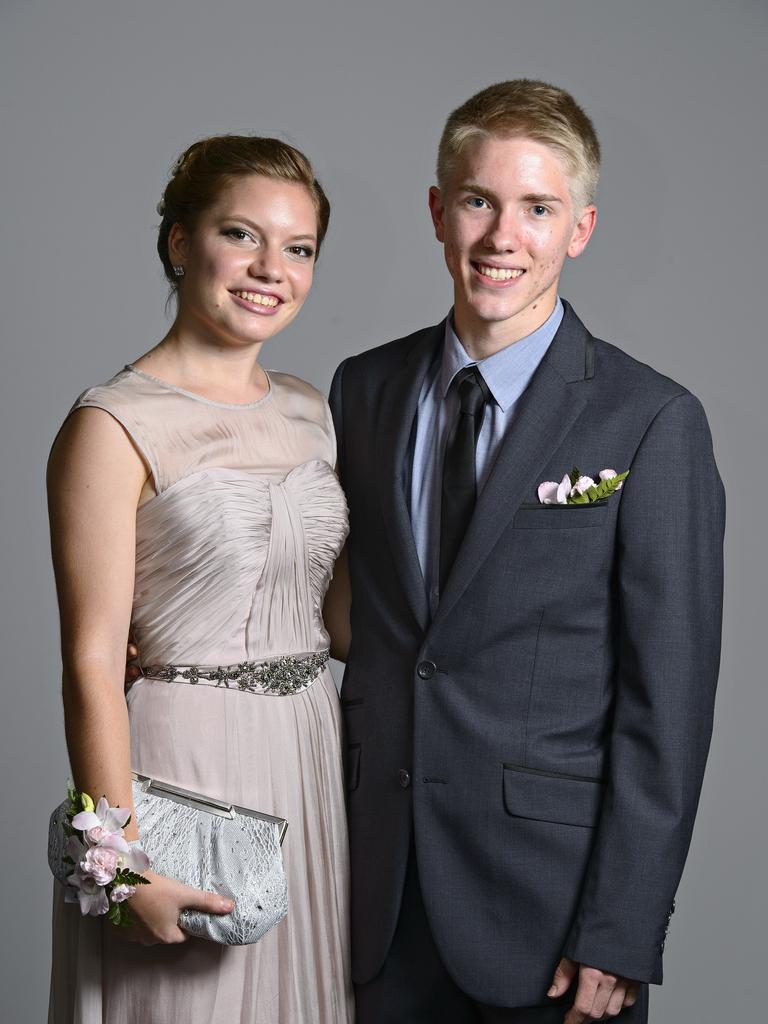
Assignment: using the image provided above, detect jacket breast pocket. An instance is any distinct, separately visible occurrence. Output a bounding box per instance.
[513,500,608,530]
[502,764,604,827]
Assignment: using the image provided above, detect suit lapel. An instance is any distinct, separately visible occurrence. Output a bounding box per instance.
[430,302,593,633]
[376,322,444,633]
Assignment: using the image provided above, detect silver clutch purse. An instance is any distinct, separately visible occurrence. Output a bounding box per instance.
[48,771,288,945]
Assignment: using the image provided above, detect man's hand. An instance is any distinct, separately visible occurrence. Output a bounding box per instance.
[125,634,141,690]
[548,957,639,1022]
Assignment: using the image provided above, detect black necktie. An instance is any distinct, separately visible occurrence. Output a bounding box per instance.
[439,366,490,594]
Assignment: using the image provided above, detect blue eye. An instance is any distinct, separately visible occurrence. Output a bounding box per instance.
[466,197,488,209]
[531,205,549,217]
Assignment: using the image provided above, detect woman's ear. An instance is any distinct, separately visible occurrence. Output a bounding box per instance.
[167,222,191,266]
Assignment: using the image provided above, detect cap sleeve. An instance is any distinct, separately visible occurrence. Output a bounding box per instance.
[67,373,162,492]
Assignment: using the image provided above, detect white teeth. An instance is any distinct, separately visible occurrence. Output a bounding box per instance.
[477,265,524,281]
[234,290,279,307]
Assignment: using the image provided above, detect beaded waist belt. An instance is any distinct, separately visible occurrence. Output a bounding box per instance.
[142,649,330,697]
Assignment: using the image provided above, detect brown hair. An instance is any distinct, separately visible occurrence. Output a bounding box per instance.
[156,135,331,291]
[437,80,601,210]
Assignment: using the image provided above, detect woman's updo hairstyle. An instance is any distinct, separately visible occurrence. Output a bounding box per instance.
[156,135,330,292]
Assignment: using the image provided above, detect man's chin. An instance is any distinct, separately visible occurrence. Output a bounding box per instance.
[462,301,529,327]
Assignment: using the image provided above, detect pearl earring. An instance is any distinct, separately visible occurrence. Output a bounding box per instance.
[172,265,185,278]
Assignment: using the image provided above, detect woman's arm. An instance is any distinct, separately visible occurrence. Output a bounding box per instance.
[323,542,351,663]
[48,407,147,839]
[48,408,232,943]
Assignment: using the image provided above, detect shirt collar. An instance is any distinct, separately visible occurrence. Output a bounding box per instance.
[439,297,564,412]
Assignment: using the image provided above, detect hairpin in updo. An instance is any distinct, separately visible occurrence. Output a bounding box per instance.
[171,152,187,176]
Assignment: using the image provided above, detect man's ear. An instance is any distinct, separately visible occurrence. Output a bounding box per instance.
[428,185,446,243]
[167,222,191,266]
[567,205,597,259]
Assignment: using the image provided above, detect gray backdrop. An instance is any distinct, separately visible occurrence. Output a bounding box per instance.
[1,1,765,1020]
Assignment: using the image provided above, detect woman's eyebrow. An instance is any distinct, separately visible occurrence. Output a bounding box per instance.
[224,215,316,242]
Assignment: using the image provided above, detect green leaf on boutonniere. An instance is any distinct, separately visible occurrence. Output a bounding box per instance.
[565,470,630,504]
[605,471,629,493]
[115,869,151,887]
[593,471,630,500]
[108,902,135,928]
[65,781,80,818]
[569,467,581,486]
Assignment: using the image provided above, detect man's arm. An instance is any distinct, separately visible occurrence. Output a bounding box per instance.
[561,391,725,987]
[323,542,351,663]
[328,357,349,480]
[321,358,353,665]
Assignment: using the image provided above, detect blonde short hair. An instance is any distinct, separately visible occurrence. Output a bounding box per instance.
[437,79,601,211]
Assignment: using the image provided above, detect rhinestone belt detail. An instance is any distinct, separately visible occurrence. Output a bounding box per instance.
[142,650,330,697]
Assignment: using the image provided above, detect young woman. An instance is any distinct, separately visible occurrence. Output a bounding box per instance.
[47,136,353,1023]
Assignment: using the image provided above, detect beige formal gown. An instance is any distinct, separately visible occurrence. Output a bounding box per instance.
[48,365,354,1024]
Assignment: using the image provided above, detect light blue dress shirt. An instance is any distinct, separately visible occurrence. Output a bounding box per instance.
[409,298,564,614]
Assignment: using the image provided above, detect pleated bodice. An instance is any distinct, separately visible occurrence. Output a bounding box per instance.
[70,365,348,666]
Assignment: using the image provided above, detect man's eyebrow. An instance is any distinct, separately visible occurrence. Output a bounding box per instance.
[457,185,564,204]
[521,193,563,204]
[458,182,495,197]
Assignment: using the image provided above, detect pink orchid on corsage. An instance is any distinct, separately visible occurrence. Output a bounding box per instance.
[62,784,150,925]
[537,466,629,505]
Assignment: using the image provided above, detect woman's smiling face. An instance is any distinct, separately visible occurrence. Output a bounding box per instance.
[169,173,319,347]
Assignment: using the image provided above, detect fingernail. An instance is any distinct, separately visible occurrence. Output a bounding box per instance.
[222,900,234,912]
[547,985,557,997]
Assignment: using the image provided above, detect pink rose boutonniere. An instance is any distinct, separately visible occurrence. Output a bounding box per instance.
[537,466,629,505]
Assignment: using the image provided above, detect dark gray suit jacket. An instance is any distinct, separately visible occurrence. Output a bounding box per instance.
[329,301,725,1006]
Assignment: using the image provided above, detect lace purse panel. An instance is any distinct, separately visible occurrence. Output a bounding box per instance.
[48,772,288,946]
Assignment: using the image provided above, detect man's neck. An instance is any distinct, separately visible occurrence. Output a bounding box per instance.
[452,295,558,361]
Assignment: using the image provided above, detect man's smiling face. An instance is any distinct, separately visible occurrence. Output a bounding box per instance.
[429,135,596,346]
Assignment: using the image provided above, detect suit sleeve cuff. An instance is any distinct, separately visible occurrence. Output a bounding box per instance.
[562,930,663,986]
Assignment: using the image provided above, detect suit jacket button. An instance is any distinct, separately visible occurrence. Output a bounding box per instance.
[398,769,411,788]
[417,660,436,680]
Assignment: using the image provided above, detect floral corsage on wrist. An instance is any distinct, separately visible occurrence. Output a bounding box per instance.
[538,467,629,505]
[62,784,151,925]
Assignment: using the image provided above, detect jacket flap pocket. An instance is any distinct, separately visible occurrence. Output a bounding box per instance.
[513,502,608,530]
[503,764,603,827]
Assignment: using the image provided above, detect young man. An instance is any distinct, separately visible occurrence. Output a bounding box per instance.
[330,80,725,1022]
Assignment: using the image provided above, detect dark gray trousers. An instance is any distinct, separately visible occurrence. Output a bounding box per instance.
[354,848,649,1024]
